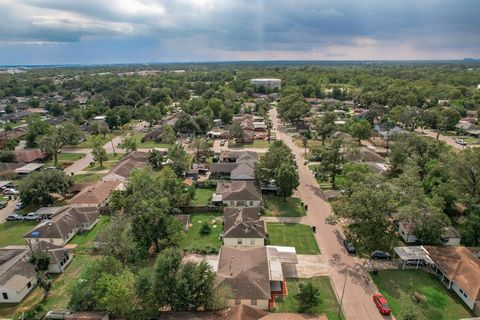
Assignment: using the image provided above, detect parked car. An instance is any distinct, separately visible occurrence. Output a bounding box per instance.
[405,259,427,266]
[6,213,23,221]
[3,188,19,195]
[455,139,467,146]
[0,201,7,209]
[23,212,42,221]
[373,293,392,315]
[343,239,356,255]
[45,309,71,319]
[370,251,392,260]
[219,139,226,146]
[14,201,25,210]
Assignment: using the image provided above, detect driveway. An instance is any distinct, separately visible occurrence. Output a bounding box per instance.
[269,107,387,320]
[0,198,18,223]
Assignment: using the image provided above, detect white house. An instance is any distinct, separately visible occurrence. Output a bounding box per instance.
[250,78,282,89]
[398,222,461,246]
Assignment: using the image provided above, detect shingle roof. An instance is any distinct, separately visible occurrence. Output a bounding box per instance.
[68,180,121,206]
[219,150,257,162]
[0,248,35,291]
[424,245,480,301]
[103,151,148,181]
[24,209,80,240]
[14,149,46,163]
[223,207,265,239]
[216,246,271,300]
[216,181,262,202]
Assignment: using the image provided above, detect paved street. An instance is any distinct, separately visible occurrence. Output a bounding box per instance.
[269,107,389,320]
[415,128,471,150]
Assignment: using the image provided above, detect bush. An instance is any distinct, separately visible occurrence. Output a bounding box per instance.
[295,282,321,313]
[200,222,212,235]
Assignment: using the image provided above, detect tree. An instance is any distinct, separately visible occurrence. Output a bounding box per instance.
[314,112,337,145]
[348,119,372,145]
[229,123,244,141]
[96,269,138,318]
[174,112,200,134]
[148,149,166,170]
[311,140,344,189]
[25,113,50,147]
[275,162,299,198]
[463,207,480,246]
[119,132,137,153]
[295,282,321,313]
[189,138,210,162]
[36,123,84,165]
[60,122,84,146]
[29,252,52,301]
[336,163,372,197]
[160,124,176,145]
[453,148,480,205]
[19,170,73,206]
[166,143,190,177]
[92,136,108,167]
[0,150,16,162]
[436,108,461,139]
[255,140,296,184]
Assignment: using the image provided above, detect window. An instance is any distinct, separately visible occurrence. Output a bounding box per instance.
[2,293,7,300]
[235,299,241,305]
[237,239,243,245]
[250,239,255,245]
[27,282,31,289]
[251,299,257,305]
[237,200,245,206]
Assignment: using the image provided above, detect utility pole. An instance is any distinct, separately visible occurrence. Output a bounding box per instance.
[338,271,348,319]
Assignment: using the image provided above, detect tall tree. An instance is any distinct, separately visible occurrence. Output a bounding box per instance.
[92,136,108,167]
[348,119,372,145]
[314,112,337,145]
[311,140,344,189]
[19,170,73,206]
[275,161,299,198]
[160,124,176,145]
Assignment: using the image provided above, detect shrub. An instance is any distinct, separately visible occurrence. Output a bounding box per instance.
[295,282,321,313]
[200,222,212,235]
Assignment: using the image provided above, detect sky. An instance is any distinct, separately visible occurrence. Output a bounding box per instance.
[0,0,479,65]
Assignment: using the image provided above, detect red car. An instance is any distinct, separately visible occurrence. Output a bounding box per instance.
[373,293,392,315]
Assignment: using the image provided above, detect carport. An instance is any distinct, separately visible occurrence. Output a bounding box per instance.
[394,246,433,269]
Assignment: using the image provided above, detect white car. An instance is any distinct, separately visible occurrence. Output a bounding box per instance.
[14,201,25,210]
[455,139,467,146]
[23,212,42,221]
[3,188,19,195]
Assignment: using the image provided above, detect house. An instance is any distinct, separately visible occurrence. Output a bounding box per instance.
[15,163,44,177]
[250,79,281,89]
[0,127,27,147]
[424,246,480,315]
[398,222,461,246]
[456,121,480,137]
[14,149,47,163]
[213,181,262,207]
[0,111,30,123]
[215,245,297,310]
[222,207,265,246]
[219,150,257,163]
[24,210,80,246]
[210,162,255,180]
[68,180,122,207]
[374,125,407,141]
[0,242,72,303]
[143,126,163,142]
[33,206,65,219]
[102,151,148,182]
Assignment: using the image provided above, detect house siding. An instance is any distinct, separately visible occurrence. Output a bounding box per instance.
[224,200,261,207]
[451,282,475,310]
[228,298,269,310]
[0,278,37,303]
[224,237,264,247]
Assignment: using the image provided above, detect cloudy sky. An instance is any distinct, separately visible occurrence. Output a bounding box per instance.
[0,0,479,64]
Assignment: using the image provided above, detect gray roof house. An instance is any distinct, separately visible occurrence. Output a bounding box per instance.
[213,181,262,207]
[223,207,265,246]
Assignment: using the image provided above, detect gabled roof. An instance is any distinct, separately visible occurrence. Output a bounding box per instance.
[24,209,80,240]
[216,246,271,300]
[220,150,257,161]
[103,151,148,181]
[14,149,46,163]
[68,180,121,206]
[216,181,262,202]
[223,207,265,239]
[0,247,35,291]
[424,245,480,301]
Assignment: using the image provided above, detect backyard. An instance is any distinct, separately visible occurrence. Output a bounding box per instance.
[267,223,320,254]
[229,139,270,149]
[263,196,306,217]
[178,213,222,253]
[70,216,110,252]
[0,221,39,247]
[191,188,215,206]
[371,270,473,320]
[274,277,344,319]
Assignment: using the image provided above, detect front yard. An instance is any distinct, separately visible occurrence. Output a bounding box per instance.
[74,135,112,149]
[371,270,473,320]
[0,221,39,247]
[72,173,105,183]
[178,213,222,253]
[81,153,124,171]
[133,133,171,148]
[229,139,270,149]
[263,196,306,217]
[191,188,215,206]
[45,153,86,168]
[274,277,344,319]
[267,223,320,254]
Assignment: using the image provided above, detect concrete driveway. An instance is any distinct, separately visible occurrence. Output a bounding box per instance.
[0,198,18,223]
[269,107,388,320]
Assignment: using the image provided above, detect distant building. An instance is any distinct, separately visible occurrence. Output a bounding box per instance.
[250,78,282,89]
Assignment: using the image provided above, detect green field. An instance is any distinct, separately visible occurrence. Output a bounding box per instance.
[267,223,320,254]
[229,139,270,149]
[178,213,222,253]
[191,188,214,206]
[0,221,39,247]
[372,270,473,320]
[133,133,171,148]
[274,277,344,319]
[263,196,306,217]
[72,173,104,183]
[45,153,86,167]
[70,216,110,252]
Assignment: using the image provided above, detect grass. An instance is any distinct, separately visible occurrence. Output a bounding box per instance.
[0,221,39,247]
[133,132,170,148]
[274,277,344,319]
[45,153,86,167]
[178,213,222,253]
[371,270,473,320]
[72,173,104,183]
[74,135,111,149]
[267,223,320,254]
[229,139,270,148]
[70,216,109,252]
[191,188,215,206]
[263,196,306,217]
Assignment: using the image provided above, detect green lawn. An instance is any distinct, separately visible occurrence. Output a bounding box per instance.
[229,139,270,148]
[133,133,170,148]
[178,213,222,253]
[0,221,39,247]
[274,277,344,319]
[191,188,215,206]
[72,173,104,183]
[263,196,306,217]
[70,216,109,252]
[372,270,473,320]
[74,135,111,149]
[45,153,86,167]
[267,223,320,254]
